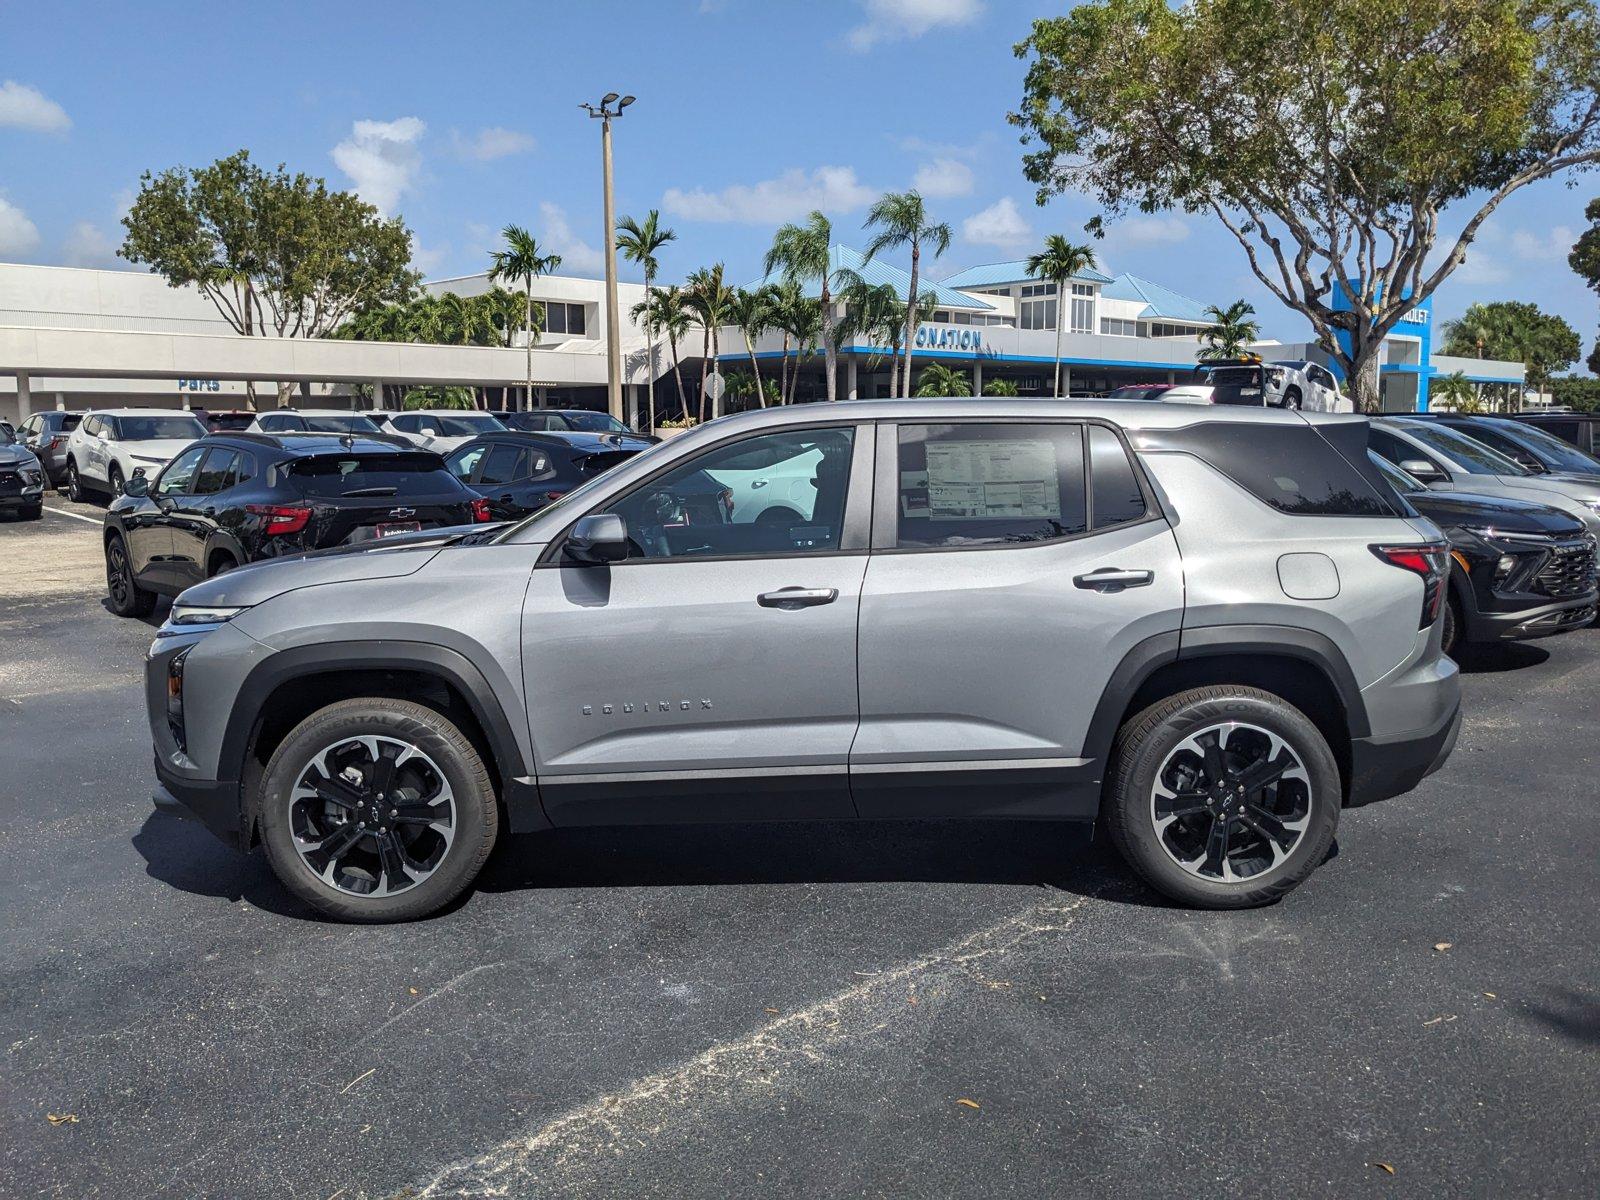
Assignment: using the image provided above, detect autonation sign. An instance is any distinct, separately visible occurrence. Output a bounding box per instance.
[915,325,987,352]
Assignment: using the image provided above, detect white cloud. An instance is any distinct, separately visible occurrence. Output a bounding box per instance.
[1108,214,1190,247]
[848,0,985,51]
[62,220,123,268]
[331,116,426,215]
[451,126,535,162]
[961,196,1031,250]
[913,157,974,198]
[0,195,41,256]
[1510,225,1575,263]
[663,166,876,224]
[539,202,603,276]
[0,81,71,133]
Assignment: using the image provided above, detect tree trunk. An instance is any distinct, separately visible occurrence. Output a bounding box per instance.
[1342,331,1383,413]
[1053,290,1065,397]
[525,286,535,411]
[821,277,837,402]
[888,338,900,399]
[698,324,710,423]
[780,334,792,405]
[903,241,920,399]
[745,337,766,408]
[643,270,657,433]
[668,331,691,423]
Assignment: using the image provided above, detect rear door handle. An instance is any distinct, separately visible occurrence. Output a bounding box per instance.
[1074,568,1154,592]
[758,587,838,609]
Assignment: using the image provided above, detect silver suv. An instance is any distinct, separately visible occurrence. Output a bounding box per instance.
[145,401,1461,922]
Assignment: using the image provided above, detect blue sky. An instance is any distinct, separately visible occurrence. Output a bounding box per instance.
[1,0,1595,361]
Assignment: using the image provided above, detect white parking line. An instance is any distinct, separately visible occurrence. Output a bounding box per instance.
[43,506,101,526]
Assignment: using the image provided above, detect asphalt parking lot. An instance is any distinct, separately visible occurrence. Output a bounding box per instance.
[2,495,1597,1200]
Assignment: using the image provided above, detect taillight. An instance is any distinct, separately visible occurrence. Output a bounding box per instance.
[46,436,63,451]
[1372,542,1450,629]
[245,503,312,536]
[470,497,492,523]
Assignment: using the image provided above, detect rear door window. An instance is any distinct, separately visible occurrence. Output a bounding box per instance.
[895,423,1088,547]
[193,449,239,495]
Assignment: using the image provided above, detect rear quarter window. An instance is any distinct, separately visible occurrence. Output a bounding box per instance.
[1142,421,1412,517]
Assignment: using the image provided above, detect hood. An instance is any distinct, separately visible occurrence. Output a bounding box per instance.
[0,445,40,469]
[122,438,198,462]
[1505,473,1600,502]
[1408,488,1584,536]
[170,524,502,610]
[550,431,655,454]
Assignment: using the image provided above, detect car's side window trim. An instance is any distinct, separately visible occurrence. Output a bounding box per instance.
[537,420,877,567]
[869,417,1163,554]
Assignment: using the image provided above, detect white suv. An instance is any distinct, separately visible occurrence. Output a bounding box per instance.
[65,409,208,501]
[247,409,385,435]
[378,410,508,454]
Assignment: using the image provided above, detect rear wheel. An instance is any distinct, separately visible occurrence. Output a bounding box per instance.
[1441,593,1462,657]
[105,533,156,618]
[21,504,42,521]
[258,699,498,923]
[1104,686,1340,908]
[207,552,237,578]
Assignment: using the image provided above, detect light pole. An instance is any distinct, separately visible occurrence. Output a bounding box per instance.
[582,92,634,426]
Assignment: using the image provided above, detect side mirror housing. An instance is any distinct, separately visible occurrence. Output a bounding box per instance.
[565,513,628,564]
[1399,458,1444,482]
[124,472,149,498]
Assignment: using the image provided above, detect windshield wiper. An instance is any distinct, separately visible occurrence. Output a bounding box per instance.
[341,485,398,497]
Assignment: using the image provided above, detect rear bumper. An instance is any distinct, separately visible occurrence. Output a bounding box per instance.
[1346,701,1462,808]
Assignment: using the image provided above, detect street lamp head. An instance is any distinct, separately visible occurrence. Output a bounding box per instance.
[619,95,636,109]
[601,92,620,106]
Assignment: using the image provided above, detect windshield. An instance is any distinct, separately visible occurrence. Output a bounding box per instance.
[1484,419,1600,474]
[116,415,208,441]
[304,413,381,433]
[1392,420,1526,475]
[0,424,15,445]
[561,411,630,433]
[426,413,507,436]
[1369,451,1424,493]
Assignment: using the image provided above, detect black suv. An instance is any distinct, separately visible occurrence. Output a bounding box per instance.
[1370,454,1597,652]
[103,432,491,617]
[1400,413,1600,479]
[1512,411,1600,458]
[491,408,647,436]
[444,431,647,520]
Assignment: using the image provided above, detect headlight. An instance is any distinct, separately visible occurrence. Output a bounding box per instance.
[1584,500,1600,516]
[168,603,250,626]
[131,454,166,464]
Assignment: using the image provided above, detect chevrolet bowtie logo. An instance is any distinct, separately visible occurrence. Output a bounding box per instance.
[388,507,416,519]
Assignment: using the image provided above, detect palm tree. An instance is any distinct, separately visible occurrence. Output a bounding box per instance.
[1198,300,1261,361]
[983,377,1020,396]
[836,274,903,398]
[1025,235,1099,397]
[488,225,562,409]
[768,281,820,404]
[632,285,694,425]
[730,286,778,407]
[863,190,952,398]
[685,264,736,420]
[764,211,840,401]
[915,362,973,397]
[1432,370,1481,413]
[616,210,676,430]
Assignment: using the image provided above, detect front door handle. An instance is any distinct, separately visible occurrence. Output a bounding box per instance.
[1074,568,1154,592]
[758,587,838,609]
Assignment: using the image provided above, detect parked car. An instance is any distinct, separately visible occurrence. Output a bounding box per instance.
[64,409,209,502]
[248,409,384,435]
[193,409,258,433]
[1103,384,1173,401]
[1267,360,1351,412]
[492,408,648,437]
[16,409,84,484]
[0,422,46,520]
[444,431,646,521]
[102,431,492,618]
[1399,413,1600,479]
[1512,410,1600,457]
[1368,453,1596,653]
[377,410,507,454]
[145,401,1460,922]
[1368,416,1600,538]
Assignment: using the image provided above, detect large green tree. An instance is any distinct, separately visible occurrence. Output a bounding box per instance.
[764,212,841,401]
[1441,301,1581,393]
[864,191,951,398]
[1571,198,1600,373]
[631,284,694,424]
[1013,0,1600,411]
[488,226,562,411]
[616,210,677,429]
[120,149,417,406]
[1025,234,1099,395]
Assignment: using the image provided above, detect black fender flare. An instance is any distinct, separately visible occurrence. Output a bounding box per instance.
[1081,624,1370,775]
[201,530,250,575]
[219,641,546,834]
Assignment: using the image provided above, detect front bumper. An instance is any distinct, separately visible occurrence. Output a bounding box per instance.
[1346,701,1462,808]
[1462,587,1597,643]
[152,764,247,849]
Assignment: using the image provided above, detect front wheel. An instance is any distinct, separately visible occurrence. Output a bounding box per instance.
[1104,686,1340,908]
[1282,388,1302,410]
[258,699,499,923]
[107,464,125,497]
[66,461,85,503]
[105,533,156,617]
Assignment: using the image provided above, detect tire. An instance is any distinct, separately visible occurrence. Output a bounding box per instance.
[207,553,237,578]
[1104,686,1340,909]
[66,460,85,503]
[21,504,43,521]
[258,699,499,923]
[1441,593,1461,657]
[107,464,125,498]
[1282,388,1302,411]
[104,533,157,618]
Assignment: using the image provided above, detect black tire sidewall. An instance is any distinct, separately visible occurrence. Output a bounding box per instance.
[108,465,124,497]
[67,463,82,502]
[104,533,154,617]
[1442,594,1460,657]
[1106,688,1340,908]
[258,700,498,923]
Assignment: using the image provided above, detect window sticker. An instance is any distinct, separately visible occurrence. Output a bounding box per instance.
[923,440,1061,521]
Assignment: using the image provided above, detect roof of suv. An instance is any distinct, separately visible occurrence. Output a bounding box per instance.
[85,407,211,419]
[197,431,421,457]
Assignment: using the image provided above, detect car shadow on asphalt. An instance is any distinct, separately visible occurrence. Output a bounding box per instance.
[1451,641,1552,674]
[132,811,320,921]
[1520,987,1600,1048]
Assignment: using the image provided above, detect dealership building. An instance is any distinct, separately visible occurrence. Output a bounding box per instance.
[0,252,1524,427]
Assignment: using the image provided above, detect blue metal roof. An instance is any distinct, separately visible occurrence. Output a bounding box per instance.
[745,245,993,311]
[1100,273,1213,323]
[937,259,1115,290]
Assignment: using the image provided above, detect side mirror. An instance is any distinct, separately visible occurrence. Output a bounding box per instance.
[124,472,149,498]
[565,513,629,564]
[1399,458,1445,482]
